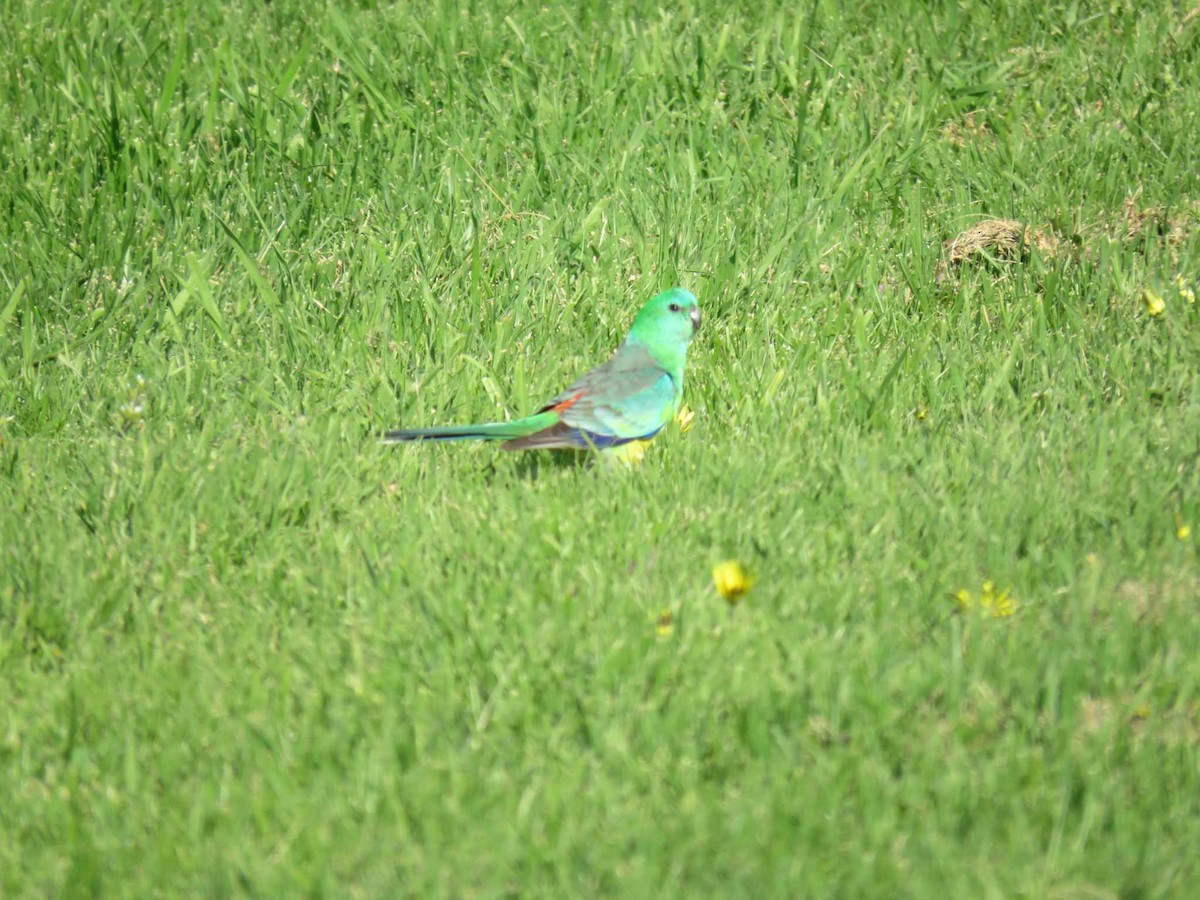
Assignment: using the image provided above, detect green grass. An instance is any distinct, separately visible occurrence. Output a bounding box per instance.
[2,0,1199,895]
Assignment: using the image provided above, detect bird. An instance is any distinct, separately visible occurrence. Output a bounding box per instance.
[383,287,701,458]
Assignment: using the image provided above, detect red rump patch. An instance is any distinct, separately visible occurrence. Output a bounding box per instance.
[549,391,586,413]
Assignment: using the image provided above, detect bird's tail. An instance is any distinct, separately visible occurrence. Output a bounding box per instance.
[381,411,557,444]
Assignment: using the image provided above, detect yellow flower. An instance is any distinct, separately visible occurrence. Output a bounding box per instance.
[655,609,675,638]
[675,405,696,433]
[712,561,753,605]
[1173,274,1196,305]
[952,580,1017,618]
[1177,524,1191,541]
[984,585,1017,618]
[1142,287,1166,317]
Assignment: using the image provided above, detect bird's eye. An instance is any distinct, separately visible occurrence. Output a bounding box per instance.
[668,303,681,312]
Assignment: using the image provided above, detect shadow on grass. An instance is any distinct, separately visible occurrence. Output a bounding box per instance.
[505,449,590,481]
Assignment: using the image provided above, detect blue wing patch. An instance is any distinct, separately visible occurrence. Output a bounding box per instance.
[563,425,663,449]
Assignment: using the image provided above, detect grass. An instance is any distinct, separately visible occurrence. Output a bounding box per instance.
[2,0,1199,895]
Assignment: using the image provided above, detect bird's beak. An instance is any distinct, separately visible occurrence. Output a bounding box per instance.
[690,307,702,334]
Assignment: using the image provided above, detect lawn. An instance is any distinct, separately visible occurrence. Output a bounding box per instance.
[2,0,1198,895]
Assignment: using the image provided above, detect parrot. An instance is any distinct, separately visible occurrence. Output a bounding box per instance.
[383,287,701,456]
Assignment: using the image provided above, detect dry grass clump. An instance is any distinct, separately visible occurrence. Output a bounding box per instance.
[938,219,1061,279]
[940,111,993,148]
[1117,196,1194,245]
[944,219,1060,263]
[938,194,1197,281]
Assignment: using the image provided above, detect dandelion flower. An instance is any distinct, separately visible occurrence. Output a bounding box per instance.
[712,561,753,605]
[675,405,696,433]
[655,609,675,638]
[1173,274,1195,305]
[952,580,1017,618]
[1177,524,1192,541]
[984,585,1017,618]
[1142,287,1166,317]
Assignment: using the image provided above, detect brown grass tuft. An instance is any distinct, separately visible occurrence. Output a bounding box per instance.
[938,219,1061,280]
[1117,196,1193,245]
[940,111,993,148]
[945,219,1060,263]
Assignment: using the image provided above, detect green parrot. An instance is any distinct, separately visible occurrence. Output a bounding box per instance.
[383,287,701,455]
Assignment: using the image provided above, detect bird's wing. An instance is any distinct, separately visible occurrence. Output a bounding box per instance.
[501,344,675,450]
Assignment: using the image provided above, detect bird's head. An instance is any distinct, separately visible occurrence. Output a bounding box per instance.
[629,287,701,347]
